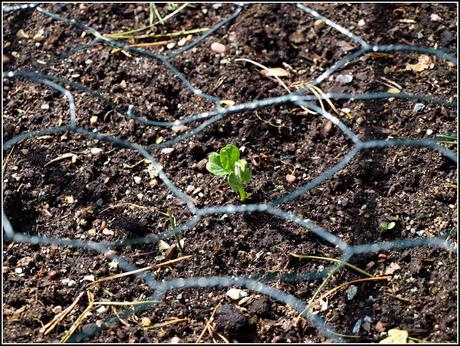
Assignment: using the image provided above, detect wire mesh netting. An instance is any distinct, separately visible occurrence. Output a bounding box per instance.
[2,2,457,343]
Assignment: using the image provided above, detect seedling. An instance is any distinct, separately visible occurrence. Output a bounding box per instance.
[167,207,184,255]
[435,133,457,145]
[206,144,252,202]
[380,221,396,231]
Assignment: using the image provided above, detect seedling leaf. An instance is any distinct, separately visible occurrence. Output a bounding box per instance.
[206,152,227,176]
[220,144,240,173]
[235,159,251,184]
[227,173,241,193]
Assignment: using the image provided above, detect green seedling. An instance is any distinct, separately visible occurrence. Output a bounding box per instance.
[167,207,184,255]
[380,221,396,231]
[434,133,457,145]
[206,144,252,202]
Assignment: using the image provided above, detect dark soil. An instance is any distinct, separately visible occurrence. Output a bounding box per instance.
[2,3,457,343]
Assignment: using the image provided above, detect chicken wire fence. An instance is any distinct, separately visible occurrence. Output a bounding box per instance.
[2,2,458,342]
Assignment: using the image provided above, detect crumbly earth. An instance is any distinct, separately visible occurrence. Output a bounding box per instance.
[2,3,457,343]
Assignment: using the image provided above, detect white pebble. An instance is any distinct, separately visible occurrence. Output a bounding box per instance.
[211,42,226,54]
[134,176,142,184]
[226,288,247,300]
[90,148,103,155]
[161,147,175,155]
[102,228,114,236]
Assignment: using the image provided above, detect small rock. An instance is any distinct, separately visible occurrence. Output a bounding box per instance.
[166,42,176,49]
[285,174,296,183]
[352,318,362,334]
[96,306,107,314]
[385,262,401,275]
[425,129,433,136]
[314,19,326,29]
[412,103,425,112]
[52,306,63,314]
[90,116,98,125]
[170,336,181,343]
[375,321,386,332]
[358,19,365,26]
[141,317,151,327]
[41,103,50,110]
[3,55,10,64]
[226,288,247,300]
[346,285,358,300]
[16,29,29,39]
[134,176,142,184]
[186,185,195,193]
[102,228,114,236]
[33,29,45,42]
[211,42,226,54]
[177,37,187,46]
[15,267,23,274]
[81,275,95,282]
[88,228,97,237]
[61,278,77,287]
[430,13,442,22]
[171,125,189,134]
[90,148,103,155]
[161,147,175,155]
[336,74,353,85]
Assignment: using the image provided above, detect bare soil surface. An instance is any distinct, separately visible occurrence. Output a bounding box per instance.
[2,3,457,343]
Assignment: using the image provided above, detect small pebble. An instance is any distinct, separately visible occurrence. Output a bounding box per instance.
[90,148,103,155]
[161,147,175,155]
[347,285,358,300]
[358,19,365,26]
[53,306,63,314]
[102,228,114,236]
[426,129,433,136]
[134,176,142,184]
[336,74,353,85]
[211,42,226,54]
[82,275,95,282]
[41,103,50,110]
[314,19,326,29]
[166,42,176,49]
[33,29,45,42]
[90,116,98,125]
[172,125,189,133]
[15,267,23,274]
[430,13,442,22]
[141,317,151,327]
[412,103,425,112]
[226,288,248,300]
[286,174,296,183]
[177,37,187,46]
[96,306,107,314]
[16,29,29,39]
[3,55,10,64]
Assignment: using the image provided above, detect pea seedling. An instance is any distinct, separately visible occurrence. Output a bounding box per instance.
[206,144,252,202]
